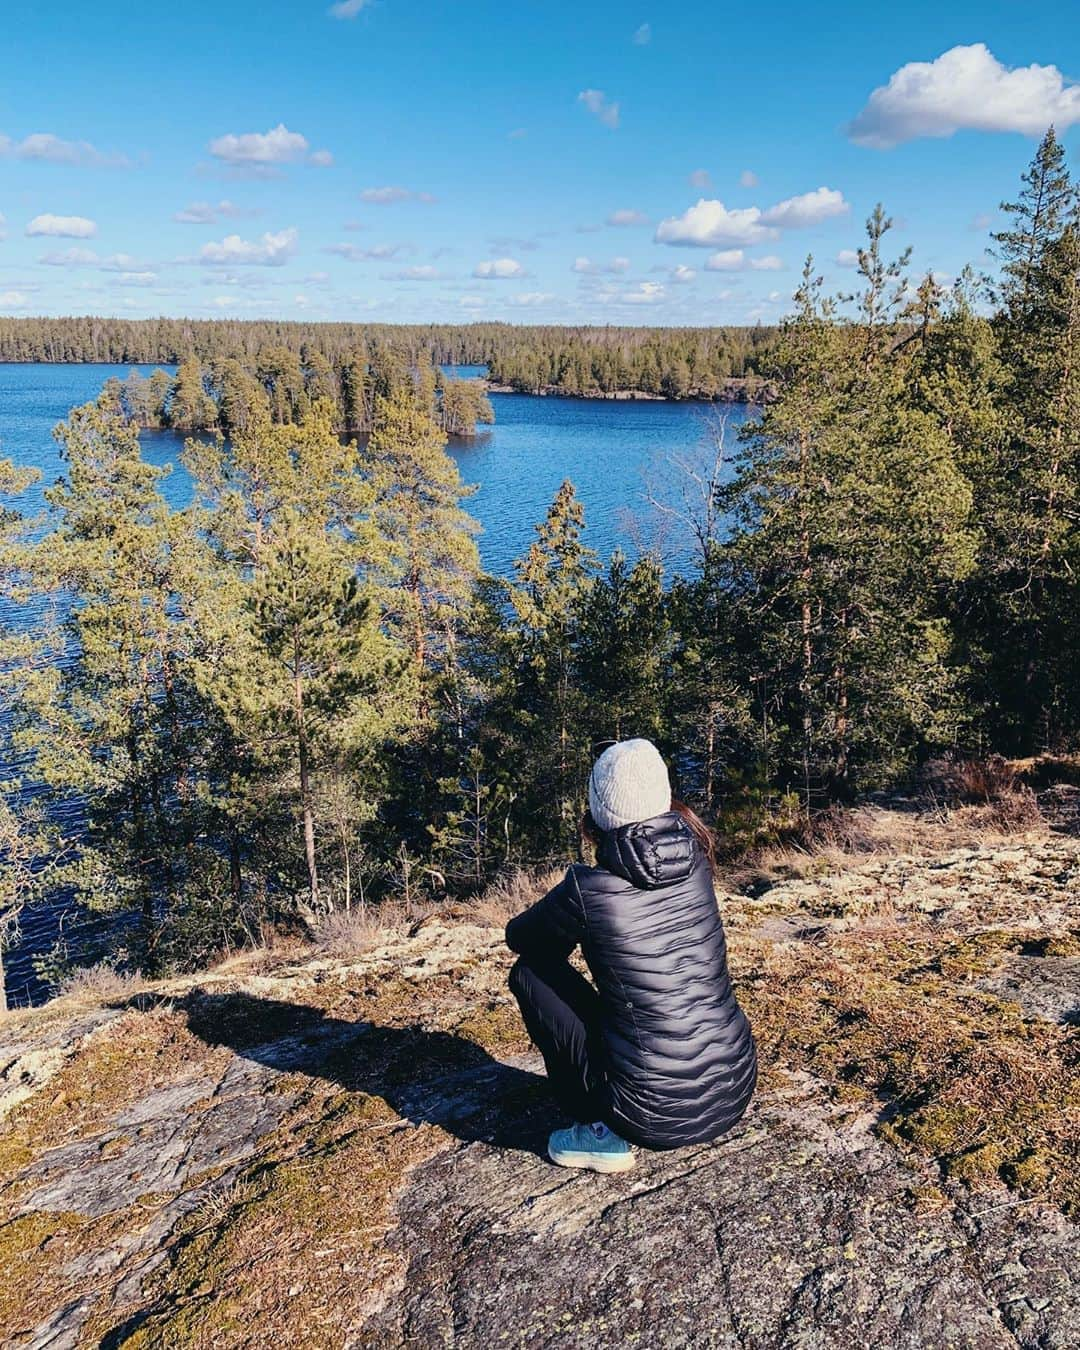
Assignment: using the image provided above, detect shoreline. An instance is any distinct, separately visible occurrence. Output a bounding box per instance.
[483,377,772,405]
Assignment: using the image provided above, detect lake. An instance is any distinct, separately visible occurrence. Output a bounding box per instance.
[0,363,751,575]
[0,362,752,1005]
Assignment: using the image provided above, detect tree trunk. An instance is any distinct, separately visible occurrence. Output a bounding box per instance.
[229,832,243,909]
[799,429,814,813]
[293,638,319,908]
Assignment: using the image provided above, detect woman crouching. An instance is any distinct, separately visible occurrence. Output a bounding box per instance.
[505,737,757,1172]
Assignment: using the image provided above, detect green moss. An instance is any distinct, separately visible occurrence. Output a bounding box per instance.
[1002,1149,1054,1194]
[736,925,1080,1218]
[0,1210,90,1331]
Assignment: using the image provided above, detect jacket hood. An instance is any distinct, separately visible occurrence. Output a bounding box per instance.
[596,811,698,889]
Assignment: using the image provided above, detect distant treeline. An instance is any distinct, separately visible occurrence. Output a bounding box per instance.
[0,317,779,402]
[485,328,776,398]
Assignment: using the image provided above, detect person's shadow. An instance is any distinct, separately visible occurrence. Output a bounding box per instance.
[166,988,555,1155]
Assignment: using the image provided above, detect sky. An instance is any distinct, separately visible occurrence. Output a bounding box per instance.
[1,0,1079,327]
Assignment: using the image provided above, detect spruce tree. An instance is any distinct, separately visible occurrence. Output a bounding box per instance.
[483,481,598,856]
[721,211,975,800]
[980,128,1080,748]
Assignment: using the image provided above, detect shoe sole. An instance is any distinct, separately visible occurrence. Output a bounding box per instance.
[547,1144,636,1173]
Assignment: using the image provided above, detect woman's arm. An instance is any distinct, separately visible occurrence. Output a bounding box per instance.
[504,870,583,961]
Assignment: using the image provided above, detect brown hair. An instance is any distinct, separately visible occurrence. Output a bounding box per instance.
[671,798,718,874]
[580,797,718,875]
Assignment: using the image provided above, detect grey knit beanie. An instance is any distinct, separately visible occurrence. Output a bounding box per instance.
[588,738,672,832]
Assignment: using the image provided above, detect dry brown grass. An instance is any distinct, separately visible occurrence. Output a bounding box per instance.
[308,899,439,957]
[53,963,145,1003]
[722,768,1048,895]
[465,867,566,927]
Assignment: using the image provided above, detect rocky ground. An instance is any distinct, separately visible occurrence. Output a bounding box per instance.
[1,805,1079,1348]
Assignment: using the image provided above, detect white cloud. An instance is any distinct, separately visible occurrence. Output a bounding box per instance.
[671,264,696,283]
[704,249,783,272]
[578,89,620,130]
[26,213,97,238]
[688,168,711,189]
[572,256,631,275]
[328,0,370,16]
[610,281,666,306]
[174,200,254,224]
[325,241,412,260]
[199,228,298,266]
[607,208,649,226]
[39,247,100,266]
[509,292,557,307]
[490,235,540,253]
[0,213,6,241]
[705,249,746,271]
[836,248,860,268]
[969,212,992,231]
[359,185,436,204]
[209,124,330,168]
[0,291,29,309]
[0,132,129,168]
[633,22,651,44]
[113,271,157,287]
[309,149,334,167]
[760,187,849,228]
[658,187,849,248]
[473,257,526,279]
[656,200,776,247]
[739,169,759,188]
[99,253,152,272]
[848,44,1080,148]
[174,202,218,224]
[200,272,267,288]
[388,265,441,280]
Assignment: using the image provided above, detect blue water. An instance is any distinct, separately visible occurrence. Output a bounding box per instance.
[2,363,750,575]
[0,361,751,1004]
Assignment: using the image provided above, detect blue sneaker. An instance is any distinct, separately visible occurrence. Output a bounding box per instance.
[547,1120,635,1173]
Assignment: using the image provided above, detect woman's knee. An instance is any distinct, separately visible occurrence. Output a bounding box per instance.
[507,955,530,998]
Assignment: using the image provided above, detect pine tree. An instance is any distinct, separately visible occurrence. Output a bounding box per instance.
[184,399,409,913]
[367,388,481,704]
[13,391,205,962]
[438,379,495,436]
[0,457,43,1008]
[168,357,217,431]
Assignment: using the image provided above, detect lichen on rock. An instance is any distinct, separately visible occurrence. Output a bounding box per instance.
[1,832,1079,1347]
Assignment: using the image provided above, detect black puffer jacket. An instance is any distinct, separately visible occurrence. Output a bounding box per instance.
[505,811,757,1149]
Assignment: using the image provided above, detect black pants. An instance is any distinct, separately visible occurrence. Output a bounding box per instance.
[508,954,610,1124]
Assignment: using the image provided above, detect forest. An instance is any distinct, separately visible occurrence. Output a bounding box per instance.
[0,317,777,403]
[1,131,1078,1007]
